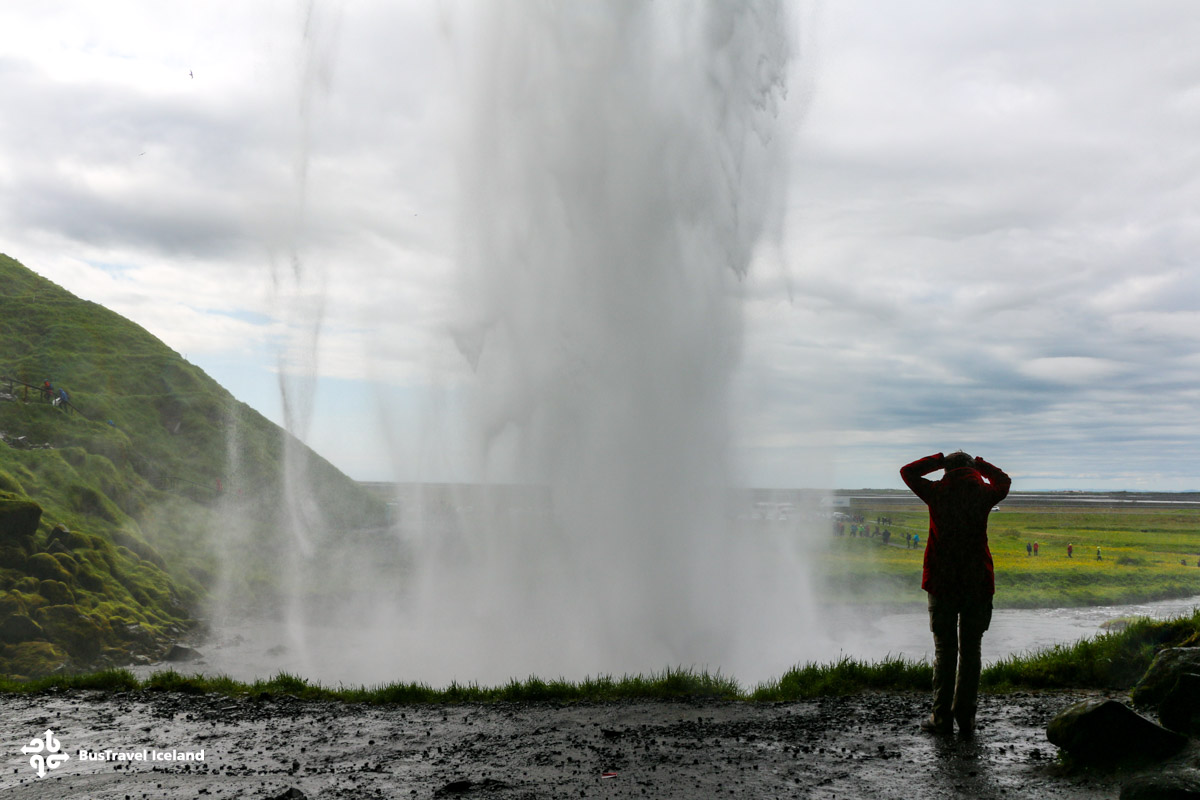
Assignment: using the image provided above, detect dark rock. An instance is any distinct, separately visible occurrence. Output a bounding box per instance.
[1121,770,1200,800]
[436,778,510,795]
[122,622,155,644]
[0,545,27,567]
[164,644,203,662]
[1046,698,1186,762]
[0,613,43,643]
[268,789,307,800]
[1160,673,1200,734]
[1133,648,1200,709]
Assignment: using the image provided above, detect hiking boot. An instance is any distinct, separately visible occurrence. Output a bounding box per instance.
[920,716,953,735]
[956,715,976,736]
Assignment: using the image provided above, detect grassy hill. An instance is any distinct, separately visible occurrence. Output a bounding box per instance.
[0,253,385,678]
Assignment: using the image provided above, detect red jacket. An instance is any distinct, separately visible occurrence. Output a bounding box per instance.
[900,453,1011,600]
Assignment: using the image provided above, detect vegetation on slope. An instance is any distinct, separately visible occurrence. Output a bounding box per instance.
[0,254,385,678]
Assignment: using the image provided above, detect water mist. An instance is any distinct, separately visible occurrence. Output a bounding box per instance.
[209,1,818,689]
[405,1,812,684]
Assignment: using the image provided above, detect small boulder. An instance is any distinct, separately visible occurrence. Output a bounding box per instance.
[38,579,74,605]
[269,789,307,800]
[1132,648,1200,709]
[0,614,44,644]
[1160,673,1200,735]
[1046,698,1186,763]
[24,552,71,582]
[1121,770,1200,800]
[164,644,202,662]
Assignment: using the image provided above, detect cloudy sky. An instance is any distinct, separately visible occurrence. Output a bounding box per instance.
[1,1,1198,491]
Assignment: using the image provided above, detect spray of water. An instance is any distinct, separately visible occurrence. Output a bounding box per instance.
[396,1,812,683]
[207,1,817,688]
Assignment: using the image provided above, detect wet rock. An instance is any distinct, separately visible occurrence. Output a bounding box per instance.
[164,644,203,662]
[0,613,43,643]
[1159,673,1200,735]
[1120,770,1200,800]
[1047,698,1186,763]
[268,789,307,800]
[1132,648,1200,709]
[436,778,511,795]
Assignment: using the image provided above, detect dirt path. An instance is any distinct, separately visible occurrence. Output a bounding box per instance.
[0,689,1177,798]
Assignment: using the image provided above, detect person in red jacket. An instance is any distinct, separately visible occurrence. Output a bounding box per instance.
[901,450,1010,735]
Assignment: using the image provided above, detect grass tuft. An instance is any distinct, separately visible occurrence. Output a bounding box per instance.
[3,611,1198,703]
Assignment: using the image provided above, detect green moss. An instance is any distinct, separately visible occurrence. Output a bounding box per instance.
[34,604,105,660]
[0,546,27,569]
[0,641,69,678]
[0,590,27,616]
[12,576,39,593]
[25,552,71,582]
[37,579,73,604]
[47,524,91,551]
[0,470,24,494]
[0,492,41,545]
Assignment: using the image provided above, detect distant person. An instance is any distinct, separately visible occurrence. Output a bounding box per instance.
[1033,542,1039,556]
[1067,543,1073,558]
[901,450,1010,736]
[1096,547,1102,561]
[1026,542,1032,557]
[42,380,52,402]
[57,388,69,411]
[912,533,919,549]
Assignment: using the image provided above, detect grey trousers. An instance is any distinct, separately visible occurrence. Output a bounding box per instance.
[928,593,993,727]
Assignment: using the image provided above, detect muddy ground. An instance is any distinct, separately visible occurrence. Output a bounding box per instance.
[1,688,1192,799]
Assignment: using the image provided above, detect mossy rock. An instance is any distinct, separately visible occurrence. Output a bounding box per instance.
[0,590,27,617]
[75,566,105,592]
[33,604,105,660]
[47,524,91,551]
[0,545,27,568]
[13,576,39,593]
[0,470,24,494]
[51,552,79,576]
[37,579,73,604]
[0,493,41,544]
[0,613,43,643]
[0,640,69,678]
[112,532,166,569]
[67,484,118,522]
[25,552,71,582]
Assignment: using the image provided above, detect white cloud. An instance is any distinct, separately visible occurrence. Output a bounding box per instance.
[1,1,1199,488]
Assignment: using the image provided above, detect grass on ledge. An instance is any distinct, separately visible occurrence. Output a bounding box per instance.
[3,611,1199,704]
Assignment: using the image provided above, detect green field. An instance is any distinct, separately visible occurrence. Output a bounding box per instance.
[818,505,1200,608]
